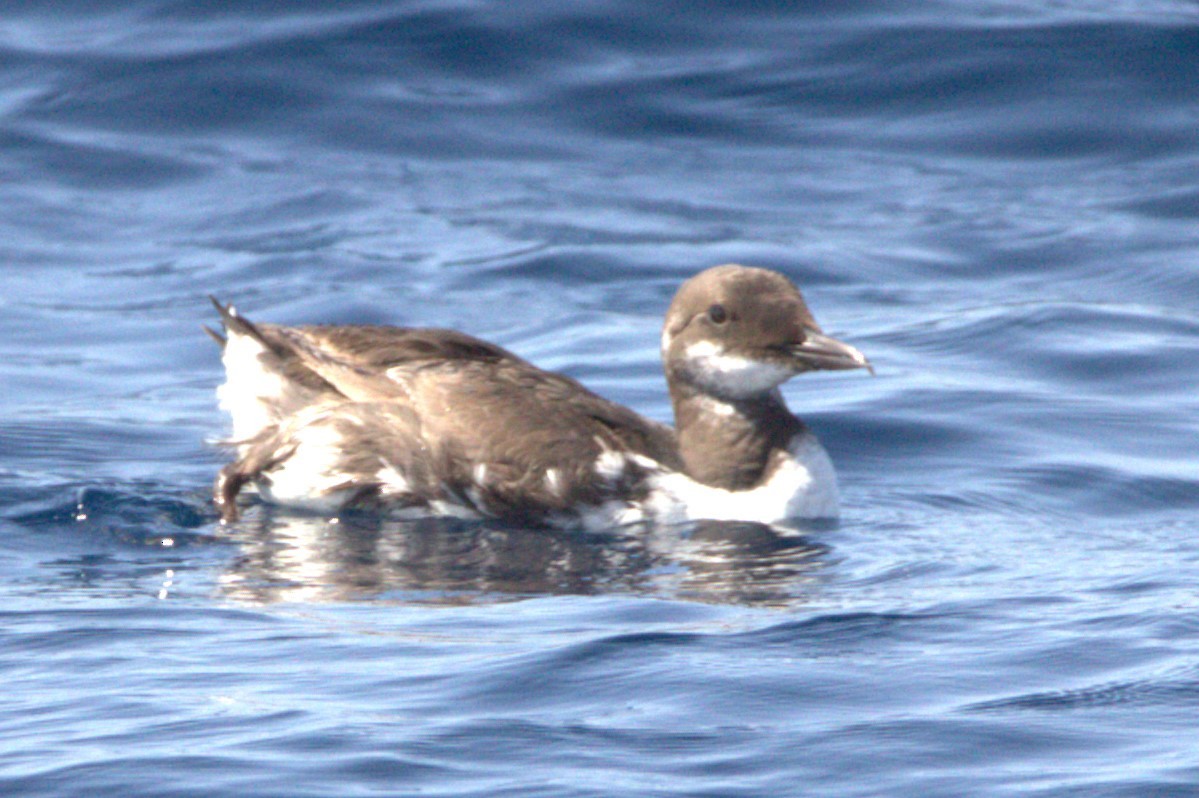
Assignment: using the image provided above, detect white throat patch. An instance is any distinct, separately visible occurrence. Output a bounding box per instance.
[681,340,794,398]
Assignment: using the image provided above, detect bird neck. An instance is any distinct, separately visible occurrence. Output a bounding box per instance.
[669,384,804,490]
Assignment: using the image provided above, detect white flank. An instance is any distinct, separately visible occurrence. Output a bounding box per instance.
[593,448,628,482]
[682,340,794,398]
[466,484,487,510]
[544,467,562,497]
[257,419,350,512]
[376,464,411,497]
[573,499,648,532]
[427,499,485,520]
[218,330,285,443]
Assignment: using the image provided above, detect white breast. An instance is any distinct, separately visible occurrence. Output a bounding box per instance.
[641,432,840,524]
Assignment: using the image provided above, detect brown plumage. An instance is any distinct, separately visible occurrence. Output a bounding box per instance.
[210,265,870,527]
[210,299,680,523]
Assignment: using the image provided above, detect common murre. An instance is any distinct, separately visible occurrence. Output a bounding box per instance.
[209,264,870,528]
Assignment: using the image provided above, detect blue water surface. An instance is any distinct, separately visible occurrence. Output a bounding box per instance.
[2,2,1199,796]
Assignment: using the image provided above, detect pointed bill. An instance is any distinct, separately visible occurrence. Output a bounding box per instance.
[791,330,873,374]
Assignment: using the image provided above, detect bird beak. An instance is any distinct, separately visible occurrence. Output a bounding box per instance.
[792,329,873,374]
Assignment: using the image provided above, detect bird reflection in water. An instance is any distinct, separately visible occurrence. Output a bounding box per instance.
[216,510,831,608]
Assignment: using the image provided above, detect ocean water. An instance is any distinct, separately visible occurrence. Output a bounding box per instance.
[2,1,1198,795]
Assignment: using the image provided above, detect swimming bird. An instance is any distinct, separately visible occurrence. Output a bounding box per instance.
[209,264,870,528]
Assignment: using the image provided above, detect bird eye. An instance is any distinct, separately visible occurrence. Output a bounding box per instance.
[707,304,728,324]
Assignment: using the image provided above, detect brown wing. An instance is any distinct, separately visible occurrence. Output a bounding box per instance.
[293,324,524,370]
[279,324,680,459]
[284,327,680,512]
[212,301,681,522]
[393,357,681,516]
[248,314,679,466]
